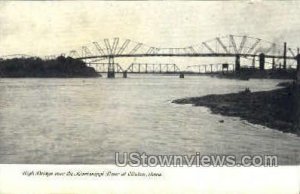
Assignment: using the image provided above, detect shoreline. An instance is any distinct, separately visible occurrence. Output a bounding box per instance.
[0,56,100,78]
[172,83,300,136]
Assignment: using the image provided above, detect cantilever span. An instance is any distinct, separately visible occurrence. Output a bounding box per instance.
[76,53,296,60]
[67,35,299,60]
[63,35,299,77]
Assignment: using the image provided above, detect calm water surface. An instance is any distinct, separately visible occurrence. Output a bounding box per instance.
[0,75,299,164]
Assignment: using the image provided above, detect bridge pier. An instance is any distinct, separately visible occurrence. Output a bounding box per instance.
[272,57,276,70]
[179,72,184,78]
[222,63,229,74]
[259,53,265,71]
[252,56,256,69]
[123,70,127,78]
[107,71,115,78]
[235,55,240,72]
[107,56,115,78]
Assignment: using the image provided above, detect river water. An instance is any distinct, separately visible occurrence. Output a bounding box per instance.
[0,75,299,165]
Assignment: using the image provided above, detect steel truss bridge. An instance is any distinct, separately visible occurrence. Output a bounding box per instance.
[187,63,235,73]
[63,35,299,77]
[126,63,180,74]
[2,35,300,77]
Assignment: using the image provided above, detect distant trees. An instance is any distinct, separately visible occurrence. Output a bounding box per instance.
[0,56,99,77]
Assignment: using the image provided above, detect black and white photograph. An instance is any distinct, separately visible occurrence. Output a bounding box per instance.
[0,1,299,193]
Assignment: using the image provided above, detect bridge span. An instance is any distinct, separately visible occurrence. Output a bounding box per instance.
[3,35,300,78]
[62,35,300,78]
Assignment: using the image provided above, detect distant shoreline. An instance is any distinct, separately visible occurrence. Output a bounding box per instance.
[173,82,300,136]
[0,56,100,78]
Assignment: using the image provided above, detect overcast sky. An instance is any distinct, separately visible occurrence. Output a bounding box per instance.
[1,1,300,56]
